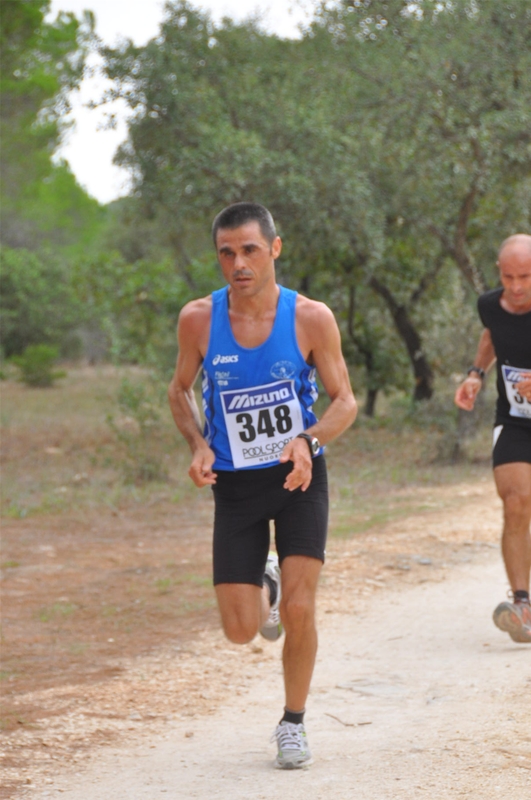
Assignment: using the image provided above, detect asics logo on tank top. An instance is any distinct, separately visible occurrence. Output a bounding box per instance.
[212,354,239,365]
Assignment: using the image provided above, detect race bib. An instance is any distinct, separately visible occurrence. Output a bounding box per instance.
[220,379,304,468]
[501,365,531,420]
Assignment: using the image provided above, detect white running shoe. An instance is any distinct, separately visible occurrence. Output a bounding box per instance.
[272,721,313,769]
[260,552,282,641]
[493,598,531,643]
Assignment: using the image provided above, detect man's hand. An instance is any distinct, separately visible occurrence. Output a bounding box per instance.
[517,373,531,402]
[188,445,217,487]
[279,437,313,492]
[454,375,482,411]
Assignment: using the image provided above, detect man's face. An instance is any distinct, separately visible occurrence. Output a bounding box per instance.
[215,221,282,297]
[498,244,531,312]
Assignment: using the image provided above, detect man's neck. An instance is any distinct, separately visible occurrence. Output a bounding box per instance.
[227,283,280,318]
[500,292,531,315]
[226,283,281,348]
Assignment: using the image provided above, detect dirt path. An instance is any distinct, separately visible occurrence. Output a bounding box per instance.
[11,483,531,799]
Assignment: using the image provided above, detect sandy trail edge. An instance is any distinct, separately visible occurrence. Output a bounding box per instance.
[22,552,531,800]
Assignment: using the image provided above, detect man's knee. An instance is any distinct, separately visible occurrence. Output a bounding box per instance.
[221,617,258,645]
[280,593,315,632]
[502,489,531,525]
[218,600,260,643]
[215,583,262,644]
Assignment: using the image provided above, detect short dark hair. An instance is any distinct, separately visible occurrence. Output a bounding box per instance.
[212,202,277,246]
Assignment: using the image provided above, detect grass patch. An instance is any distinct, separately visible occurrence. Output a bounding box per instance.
[1,367,494,523]
[183,574,212,587]
[323,382,494,538]
[332,505,428,537]
[68,643,89,655]
[101,605,120,617]
[1,366,200,517]
[36,602,78,623]
[177,597,217,613]
[154,578,173,594]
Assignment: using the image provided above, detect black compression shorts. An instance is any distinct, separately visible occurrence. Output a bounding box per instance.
[211,455,328,586]
[492,424,531,468]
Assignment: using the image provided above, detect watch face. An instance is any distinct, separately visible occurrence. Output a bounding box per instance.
[311,437,320,455]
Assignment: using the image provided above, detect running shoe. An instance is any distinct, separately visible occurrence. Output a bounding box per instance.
[493,598,531,643]
[260,552,283,641]
[272,721,313,769]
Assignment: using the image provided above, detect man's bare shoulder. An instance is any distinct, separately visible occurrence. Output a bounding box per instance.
[295,294,337,330]
[295,294,340,359]
[177,297,213,355]
[179,296,212,328]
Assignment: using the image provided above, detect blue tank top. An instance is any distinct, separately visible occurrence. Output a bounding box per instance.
[202,285,320,471]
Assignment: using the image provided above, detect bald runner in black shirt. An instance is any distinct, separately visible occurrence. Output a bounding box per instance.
[455,234,531,644]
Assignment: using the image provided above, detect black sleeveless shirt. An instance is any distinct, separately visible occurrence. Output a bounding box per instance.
[478,288,531,428]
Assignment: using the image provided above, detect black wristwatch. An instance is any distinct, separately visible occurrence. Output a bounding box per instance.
[467,366,485,380]
[296,433,320,456]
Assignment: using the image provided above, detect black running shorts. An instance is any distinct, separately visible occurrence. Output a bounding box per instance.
[492,424,531,468]
[211,455,328,586]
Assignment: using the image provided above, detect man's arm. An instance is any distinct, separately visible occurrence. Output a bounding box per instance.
[280,298,358,491]
[168,299,217,487]
[454,328,497,411]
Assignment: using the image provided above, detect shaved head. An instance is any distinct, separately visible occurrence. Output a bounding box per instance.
[498,233,531,260]
[496,232,531,312]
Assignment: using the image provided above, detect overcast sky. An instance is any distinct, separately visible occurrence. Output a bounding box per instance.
[48,0,314,203]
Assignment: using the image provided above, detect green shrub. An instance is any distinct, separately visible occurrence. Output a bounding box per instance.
[107,376,171,483]
[12,344,66,388]
[0,248,82,358]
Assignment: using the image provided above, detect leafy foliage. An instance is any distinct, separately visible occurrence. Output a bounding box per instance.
[73,251,219,369]
[99,0,530,406]
[3,0,529,416]
[107,376,172,482]
[0,247,83,358]
[0,0,102,250]
[11,344,66,387]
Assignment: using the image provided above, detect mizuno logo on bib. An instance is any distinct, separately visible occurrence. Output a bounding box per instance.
[220,379,304,468]
[502,364,531,420]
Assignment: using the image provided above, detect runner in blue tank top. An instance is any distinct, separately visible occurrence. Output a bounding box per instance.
[169,202,358,769]
[203,284,322,471]
[455,234,531,644]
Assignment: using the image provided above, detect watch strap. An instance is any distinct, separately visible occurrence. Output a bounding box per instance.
[296,432,319,456]
[467,366,485,380]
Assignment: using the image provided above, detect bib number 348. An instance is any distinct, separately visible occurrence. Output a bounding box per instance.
[221,379,305,468]
[236,405,292,442]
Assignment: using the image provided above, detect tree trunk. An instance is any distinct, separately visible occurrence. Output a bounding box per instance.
[346,285,380,415]
[429,173,488,294]
[299,274,311,295]
[369,276,434,401]
[364,387,378,417]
